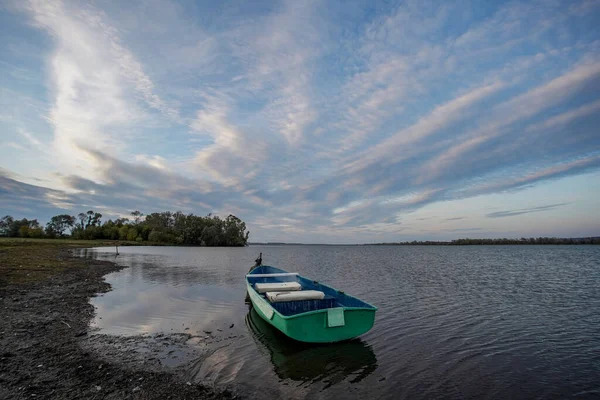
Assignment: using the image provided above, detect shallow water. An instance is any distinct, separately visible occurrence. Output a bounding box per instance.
[78,245,600,399]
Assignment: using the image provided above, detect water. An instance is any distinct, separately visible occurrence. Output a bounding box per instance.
[77,245,600,399]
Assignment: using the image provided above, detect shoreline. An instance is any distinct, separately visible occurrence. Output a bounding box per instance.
[0,242,234,399]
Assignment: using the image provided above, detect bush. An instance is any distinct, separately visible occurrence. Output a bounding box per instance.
[126,229,138,241]
[148,230,162,243]
[119,226,129,240]
[18,226,30,238]
[28,227,45,238]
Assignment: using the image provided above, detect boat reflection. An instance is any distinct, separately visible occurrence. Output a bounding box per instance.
[245,306,377,386]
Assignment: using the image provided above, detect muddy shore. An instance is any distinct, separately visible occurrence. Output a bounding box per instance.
[0,244,234,399]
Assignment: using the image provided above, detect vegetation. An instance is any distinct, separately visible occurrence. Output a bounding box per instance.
[0,210,250,247]
[0,238,114,286]
[369,237,600,245]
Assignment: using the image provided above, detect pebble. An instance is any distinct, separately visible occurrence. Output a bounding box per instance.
[133,386,141,392]
[37,364,43,368]
[95,386,101,391]
[186,382,191,386]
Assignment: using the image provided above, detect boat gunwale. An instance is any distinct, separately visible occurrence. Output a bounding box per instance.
[246,265,378,321]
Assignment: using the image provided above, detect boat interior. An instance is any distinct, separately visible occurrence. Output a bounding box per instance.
[247,265,375,316]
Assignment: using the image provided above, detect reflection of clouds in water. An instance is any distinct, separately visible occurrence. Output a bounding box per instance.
[77,245,600,399]
[91,278,242,336]
[83,246,253,287]
[82,249,246,336]
[77,246,385,399]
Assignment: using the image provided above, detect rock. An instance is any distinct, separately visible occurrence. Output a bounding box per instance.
[229,324,234,329]
[95,386,101,391]
[186,382,191,386]
[37,364,43,368]
[133,386,141,392]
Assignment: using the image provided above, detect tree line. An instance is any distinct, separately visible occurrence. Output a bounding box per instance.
[0,210,250,247]
[369,237,600,245]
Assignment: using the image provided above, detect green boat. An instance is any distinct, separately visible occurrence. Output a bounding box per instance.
[245,307,377,382]
[246,265,377,343]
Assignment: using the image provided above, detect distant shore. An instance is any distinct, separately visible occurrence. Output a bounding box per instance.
[250,237,600,246]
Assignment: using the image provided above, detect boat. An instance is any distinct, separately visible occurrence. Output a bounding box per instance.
[245,307,377,382]
[245,265,377,343]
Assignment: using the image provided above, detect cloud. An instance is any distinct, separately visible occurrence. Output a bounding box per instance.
[444,228,483,232]
[525,99,600,132]
[486,203,569,218]
[19,0,181,183]
[342,81,506,176]
[1,0,600,242]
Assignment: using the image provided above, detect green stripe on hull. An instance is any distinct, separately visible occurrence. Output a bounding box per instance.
[247,283,376,343]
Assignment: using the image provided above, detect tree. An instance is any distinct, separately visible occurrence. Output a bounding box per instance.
[224,214,248,246]
[45,214,76,237]
[77,213,87,230]
[0,216,40,237]
[119,226,130,240]
[2,210,250,245]
[126,229,138,241]
[115,217,129,226]
[85,210,102,227]
[19,225,30,238]
[0,215,14,236]
[28,227,44,238]
[131,210,144,225]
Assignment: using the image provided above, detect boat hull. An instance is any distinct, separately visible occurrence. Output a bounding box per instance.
[246,281,376,343]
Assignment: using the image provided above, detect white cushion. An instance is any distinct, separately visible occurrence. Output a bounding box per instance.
[255,282,301,293]
[266,290,325,303]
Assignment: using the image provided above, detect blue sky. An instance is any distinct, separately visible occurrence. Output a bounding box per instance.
[1,0,599,243]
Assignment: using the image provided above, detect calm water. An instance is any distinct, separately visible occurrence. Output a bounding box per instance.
[78,245,600,399]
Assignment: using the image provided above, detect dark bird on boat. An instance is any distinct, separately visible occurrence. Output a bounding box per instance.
[255,252,262,267]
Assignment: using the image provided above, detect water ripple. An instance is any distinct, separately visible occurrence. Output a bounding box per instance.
[78,245,600,399]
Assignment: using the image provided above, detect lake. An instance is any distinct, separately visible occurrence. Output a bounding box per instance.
[77,245,600,399]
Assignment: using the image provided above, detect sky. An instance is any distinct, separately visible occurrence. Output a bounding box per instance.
[0,0,599,244]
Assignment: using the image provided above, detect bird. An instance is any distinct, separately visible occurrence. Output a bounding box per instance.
[254,252,262,267]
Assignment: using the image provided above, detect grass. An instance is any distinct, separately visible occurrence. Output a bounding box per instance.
[0,237,142,248]
[0,238,129,287]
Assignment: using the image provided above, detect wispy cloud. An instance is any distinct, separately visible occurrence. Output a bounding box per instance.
[20,0,180,183]
[486,203,570,218]
[1,0,599,242]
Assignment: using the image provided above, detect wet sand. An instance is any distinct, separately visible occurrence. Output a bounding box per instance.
[0,241,234,399]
